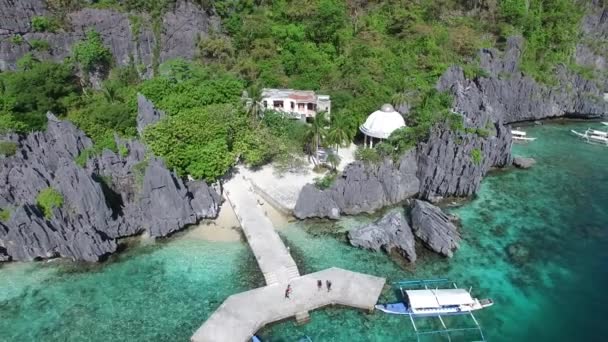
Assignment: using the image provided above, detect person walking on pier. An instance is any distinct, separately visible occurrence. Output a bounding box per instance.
[317,280,322,290]
[285,284,292,299]
[326,280,332,292]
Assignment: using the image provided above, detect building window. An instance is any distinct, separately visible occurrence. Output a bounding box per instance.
[273,100,284,108]
[291,102,295,110]
[298,103,305,110]
[263,100,267,108]
[307,103,315,110]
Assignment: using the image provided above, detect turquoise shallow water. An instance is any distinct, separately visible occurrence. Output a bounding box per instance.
[1,121,607,341]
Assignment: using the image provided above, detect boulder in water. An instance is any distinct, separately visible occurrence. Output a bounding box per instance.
[410,200,461,257]
[348,211,416,262]
[513,157,536,169]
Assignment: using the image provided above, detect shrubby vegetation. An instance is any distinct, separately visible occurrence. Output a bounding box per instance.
[36,187,64,218]
[31,16,58,32]
[0,141,17,156]
[0,207,10,222]
[73,30,113,73]
[471,148,483,165]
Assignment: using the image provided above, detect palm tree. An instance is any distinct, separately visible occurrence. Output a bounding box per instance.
[326,111,354,153]
[244,86,264,121]
[391,92,408,108]
[102,83,120,104]
[305,111,329,162]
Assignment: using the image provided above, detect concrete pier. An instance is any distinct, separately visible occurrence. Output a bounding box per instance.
[223,176,299,285]
[191,172,386,342]
[192,268,385,342]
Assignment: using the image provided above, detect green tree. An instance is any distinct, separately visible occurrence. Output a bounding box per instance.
[326,111,354,153]
[0,61,78,131]
[305,112,329,160]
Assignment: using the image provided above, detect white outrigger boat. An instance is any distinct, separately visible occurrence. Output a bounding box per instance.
[571,128,608,146]
[376,279,493,341]
[602,122,608,126]
[511,129,537,141]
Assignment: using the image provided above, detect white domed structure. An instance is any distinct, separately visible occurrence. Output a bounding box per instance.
[359,104,405,147]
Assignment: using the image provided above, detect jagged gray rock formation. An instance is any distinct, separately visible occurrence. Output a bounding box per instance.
[348,211,416,262]
[437,36,608,126]
[0,113,118,261]
[294,123,511,217]
[293,150,419,219]
[141,158,220,237]
[417,123,512,201]
[410,200,460,258]
[513,157,536,169]
[137,93,166,134]
[0,108,220,262]
[0,0,220,70]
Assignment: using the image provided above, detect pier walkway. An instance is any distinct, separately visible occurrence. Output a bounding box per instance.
[192,267,385,342]
[191,173,386,342]
[223,175,299,285]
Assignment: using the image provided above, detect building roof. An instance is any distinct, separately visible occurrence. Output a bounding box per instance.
[261,88,321,102]
[405,289,475,309]
[359,104,405,139]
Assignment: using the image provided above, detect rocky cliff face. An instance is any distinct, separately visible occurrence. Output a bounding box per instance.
[438,36,608,126]
[294,150,419,219]
[417,122,512,201]
[137,93,166,134]
[0,0,220,70]
[0,100,220,262]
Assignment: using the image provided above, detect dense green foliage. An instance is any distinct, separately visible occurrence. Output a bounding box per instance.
[500,0,584,83]
[0,60,79,131]
[73,30,113,72]
[36,187,64,218]
[0,141,17,156]
[355,146,382,164]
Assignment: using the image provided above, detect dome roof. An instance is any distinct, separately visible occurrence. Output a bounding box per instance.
[359,104,406,139]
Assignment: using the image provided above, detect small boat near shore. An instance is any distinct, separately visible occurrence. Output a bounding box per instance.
[602,122,608,126]
[571,128,608,146]
[376,279,493,341]
[376,280,493,317]
[512,129,537,141]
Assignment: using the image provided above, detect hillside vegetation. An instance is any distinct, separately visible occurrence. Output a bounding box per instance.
[0,0,593,181]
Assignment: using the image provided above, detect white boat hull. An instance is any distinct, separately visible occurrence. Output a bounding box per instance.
[513,136,537,141]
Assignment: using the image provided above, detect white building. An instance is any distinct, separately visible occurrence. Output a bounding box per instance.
[359,104,406,147]
[260,88,331,120]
